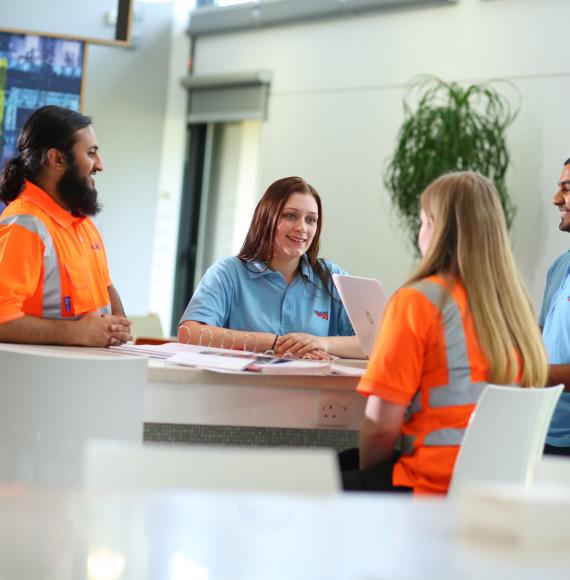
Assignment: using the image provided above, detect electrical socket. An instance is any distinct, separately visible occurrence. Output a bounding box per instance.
[317,391,351,427]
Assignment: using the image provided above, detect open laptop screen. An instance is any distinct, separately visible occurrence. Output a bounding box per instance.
[332,274,388,358]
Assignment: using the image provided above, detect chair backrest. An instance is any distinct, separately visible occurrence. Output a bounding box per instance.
[448,384,563,496]
[0,347,147,485]
[130,313,164,340]
[84,441,341,495]
[535,456,570,487]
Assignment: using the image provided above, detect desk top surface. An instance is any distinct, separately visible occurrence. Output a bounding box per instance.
[0,488,567,580]
[0,342,363,392]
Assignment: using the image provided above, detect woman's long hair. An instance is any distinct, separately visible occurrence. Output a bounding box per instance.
[406,171,547,388]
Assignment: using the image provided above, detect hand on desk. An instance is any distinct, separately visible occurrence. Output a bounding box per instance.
[77,312,132,347]
[275,333,333,360]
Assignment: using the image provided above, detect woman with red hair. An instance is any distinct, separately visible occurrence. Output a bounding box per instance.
[178,176,363,359]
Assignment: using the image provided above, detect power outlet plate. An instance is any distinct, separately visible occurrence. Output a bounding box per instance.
[317,392,351,427]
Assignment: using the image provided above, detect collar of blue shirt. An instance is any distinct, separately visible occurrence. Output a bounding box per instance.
[245,255,314,282]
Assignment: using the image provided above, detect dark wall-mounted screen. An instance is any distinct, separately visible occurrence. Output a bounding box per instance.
[0,31,86,168]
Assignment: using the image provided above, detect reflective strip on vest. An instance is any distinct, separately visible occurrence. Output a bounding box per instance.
[401,281,487,454]
[0,214,63,319]
[0,214,112,319]
[410,281,486,410]
[424,428,465,447]
[402,428,465,455]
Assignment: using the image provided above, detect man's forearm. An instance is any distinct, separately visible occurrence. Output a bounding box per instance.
[108,285,126,317]
[0,315,81,346]
[548,364,570,392]
[0,311,132,348]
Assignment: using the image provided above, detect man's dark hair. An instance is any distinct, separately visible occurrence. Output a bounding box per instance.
[0,105,92,204]
[565,158,570,166]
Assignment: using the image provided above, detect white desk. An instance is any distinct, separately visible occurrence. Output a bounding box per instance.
[0,343,365,447]
[0,488,568,580]
[146,359,365,429]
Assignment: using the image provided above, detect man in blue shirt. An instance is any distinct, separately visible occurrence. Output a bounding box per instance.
[540,157,570,455]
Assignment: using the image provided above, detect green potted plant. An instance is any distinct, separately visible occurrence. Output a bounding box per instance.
[385,75,518,252]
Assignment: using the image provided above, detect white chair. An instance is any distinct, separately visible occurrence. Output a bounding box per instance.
[0,346,147,485]
[535,455,570,487]
[448,384,563,495]
[84,441,341,495]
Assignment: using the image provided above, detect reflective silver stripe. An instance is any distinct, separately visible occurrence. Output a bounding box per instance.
[412,281,486,408]
[0,214,63,319]
[402,429,465,453]
[424,427,465,447]
[401,435,415,456]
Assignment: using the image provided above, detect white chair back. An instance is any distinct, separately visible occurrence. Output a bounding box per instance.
[84,441,341,495]
[0,346,146,485]
[448,384,563,495]
[535,456,570,486]
[130,313,164,339]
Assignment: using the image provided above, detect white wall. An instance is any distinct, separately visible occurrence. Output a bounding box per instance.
[190,0,570,309]
[85,2,176,316]
[8,0,568,324]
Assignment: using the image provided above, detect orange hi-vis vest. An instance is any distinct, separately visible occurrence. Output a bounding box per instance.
[0,180,112,323]
[357,275,518,495]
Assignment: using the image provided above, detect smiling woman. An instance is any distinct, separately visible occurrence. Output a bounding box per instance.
[177,176,364,359]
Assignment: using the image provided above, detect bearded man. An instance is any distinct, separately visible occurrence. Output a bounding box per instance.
[0,105,131,347]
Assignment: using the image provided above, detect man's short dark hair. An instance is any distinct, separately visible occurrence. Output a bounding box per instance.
[565,158,570,166]
[0,105,91,204]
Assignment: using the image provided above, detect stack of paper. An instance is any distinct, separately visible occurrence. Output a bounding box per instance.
[168,351,257,372]
[167,351,332,375]
[245,358,331,375]
[109,342,365,376]
[110,342,237,359]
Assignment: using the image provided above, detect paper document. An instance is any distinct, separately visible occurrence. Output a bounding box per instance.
[110,342,241,360]
[167,351,256,371]
[248,359,331,375]
[111,342,362,376]
[167,351,332,374]
[330,364,365,377]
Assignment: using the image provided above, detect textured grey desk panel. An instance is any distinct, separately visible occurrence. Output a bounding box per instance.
[144,422,358,452]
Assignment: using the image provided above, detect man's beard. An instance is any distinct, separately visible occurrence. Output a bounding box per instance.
[58,161,101,218]
[559,215,570,233]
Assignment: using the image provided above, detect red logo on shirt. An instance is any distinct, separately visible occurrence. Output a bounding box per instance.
[91,242,100,250]
[314,310,329,321]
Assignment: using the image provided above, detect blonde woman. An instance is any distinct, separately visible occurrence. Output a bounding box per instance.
[343,171,548,494]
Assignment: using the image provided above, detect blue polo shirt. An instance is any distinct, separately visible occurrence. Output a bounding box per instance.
[540,251,570,447]
[180,256,355,337]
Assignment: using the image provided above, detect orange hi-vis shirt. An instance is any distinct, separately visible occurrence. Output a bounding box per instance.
[0,180,112,323]
[357,275,518,495]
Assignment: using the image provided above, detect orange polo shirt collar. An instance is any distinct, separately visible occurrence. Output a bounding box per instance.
[19,180,80,228]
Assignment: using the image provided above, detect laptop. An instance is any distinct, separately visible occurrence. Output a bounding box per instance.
[332,274,388,358]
